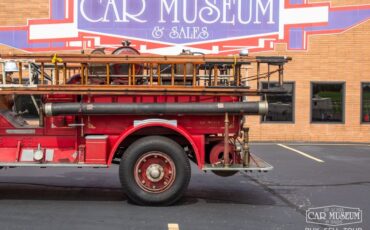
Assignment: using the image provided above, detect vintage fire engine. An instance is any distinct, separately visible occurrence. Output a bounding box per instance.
[0,42,291,205]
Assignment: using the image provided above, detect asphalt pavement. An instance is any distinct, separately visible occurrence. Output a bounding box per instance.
[0,143,369,230]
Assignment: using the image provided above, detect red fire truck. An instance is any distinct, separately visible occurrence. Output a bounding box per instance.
[0,43,291,205]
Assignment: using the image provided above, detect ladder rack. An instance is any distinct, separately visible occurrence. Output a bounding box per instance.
[0,53,291,96]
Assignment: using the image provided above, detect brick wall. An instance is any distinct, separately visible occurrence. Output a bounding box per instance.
[0,0,49,53]
[0,0,49,26]
[248,20,370,142]
[0,0,369,142]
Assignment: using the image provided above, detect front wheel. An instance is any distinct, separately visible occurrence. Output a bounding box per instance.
[119,136,191,205]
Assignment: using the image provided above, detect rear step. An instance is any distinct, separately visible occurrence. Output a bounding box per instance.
[202,154,273,173]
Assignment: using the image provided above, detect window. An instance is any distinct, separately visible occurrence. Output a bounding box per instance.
[362,83,370,123]
[262,82,294,122]
[311,82,345,123]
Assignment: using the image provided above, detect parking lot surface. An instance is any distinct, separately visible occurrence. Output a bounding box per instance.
[0,143,369,230]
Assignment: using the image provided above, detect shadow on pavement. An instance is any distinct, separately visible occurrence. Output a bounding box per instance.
[0,182,277,207]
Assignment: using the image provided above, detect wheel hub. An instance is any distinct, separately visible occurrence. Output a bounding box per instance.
[134,152,176,193]
[146,164,164,182]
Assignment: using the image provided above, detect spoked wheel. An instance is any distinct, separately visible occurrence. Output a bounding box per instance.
[119,136,191,205]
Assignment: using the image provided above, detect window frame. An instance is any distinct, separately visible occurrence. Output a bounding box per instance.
[310,81,346,124]
[260,81,296,124]
[361,82,370,124]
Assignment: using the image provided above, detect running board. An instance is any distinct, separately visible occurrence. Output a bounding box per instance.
[202,154,273,172]
[0,163,108,168]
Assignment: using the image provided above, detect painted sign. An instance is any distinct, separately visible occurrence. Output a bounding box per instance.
[0,0,369,54]
[78,0,279,43]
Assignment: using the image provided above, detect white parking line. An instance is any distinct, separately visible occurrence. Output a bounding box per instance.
[251,143,370,146]
[168,223,180,230]
[288,143,369,146]
[277,144,325,163]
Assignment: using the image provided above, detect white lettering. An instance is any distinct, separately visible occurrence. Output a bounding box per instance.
[255,0,275,24]
[238,0,252,24]
[307,212,326,220]
[160,0,179,23]
[221,0,235,25]
[122,0,147,23]
[169,26,208,40]
[183,0,197,24]
[307,212,315,220]
[102,0,122,22]
[79,0,276,27]
[80,0,104,22]
[199,0,221,24]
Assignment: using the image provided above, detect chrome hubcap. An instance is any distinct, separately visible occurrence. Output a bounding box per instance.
[146,164,164,182]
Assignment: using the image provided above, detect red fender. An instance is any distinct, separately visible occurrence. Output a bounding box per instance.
[107,122,204,168]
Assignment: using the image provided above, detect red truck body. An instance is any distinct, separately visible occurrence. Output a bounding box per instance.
[0,45,291,204]
[0,95,239,167]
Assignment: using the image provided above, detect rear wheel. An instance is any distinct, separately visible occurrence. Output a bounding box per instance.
[119,136,191,205]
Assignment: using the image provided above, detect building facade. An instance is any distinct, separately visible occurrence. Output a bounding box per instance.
[0,0,369,142]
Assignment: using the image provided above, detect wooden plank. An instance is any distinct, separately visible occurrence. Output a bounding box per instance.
[54,63,59,85]
[85,64,89,84]
[33,59,245,65]
[192,64,196,86]
[236,65,241,86]
[0,86,258,96]
[132,64,136,85]
[63,63,67,85]
[171,64,175,86]
[183,64,186,85]
[80,64,85,85]
[18,62,22,85]
[40,62,44,85]
[0,53,274,65]
[128,64,131,86]
[150,63,153,85]
[106,63,110,85]
[214,65,218,86]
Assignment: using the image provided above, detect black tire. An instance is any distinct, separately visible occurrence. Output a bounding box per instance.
[119,136,191,205]
[212,170,238,177]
